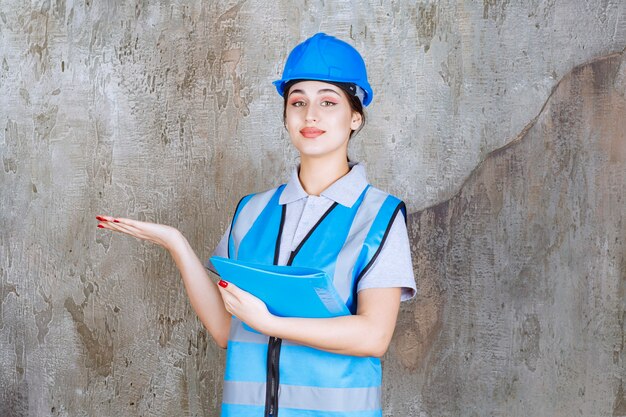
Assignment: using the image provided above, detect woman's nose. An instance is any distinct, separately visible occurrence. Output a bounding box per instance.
[305,106,319,122]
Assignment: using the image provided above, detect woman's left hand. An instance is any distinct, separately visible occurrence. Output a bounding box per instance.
[217,280,275,333]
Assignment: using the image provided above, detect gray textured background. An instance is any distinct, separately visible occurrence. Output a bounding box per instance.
[1,1,625,416]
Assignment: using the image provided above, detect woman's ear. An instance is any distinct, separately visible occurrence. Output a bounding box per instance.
[351,112,363,131]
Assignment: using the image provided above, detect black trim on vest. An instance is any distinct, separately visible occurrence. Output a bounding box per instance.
[265,198,286,417]
[274,204,286,265]
[267,200,339,415]
[287,202,340,266]
[399,202,407,223]
[227,195,249,259]
[354,200,406,287]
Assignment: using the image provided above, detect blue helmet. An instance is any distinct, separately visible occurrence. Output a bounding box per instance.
[273,32,374,106]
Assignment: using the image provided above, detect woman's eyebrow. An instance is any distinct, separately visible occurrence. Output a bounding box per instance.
[288,89,304,96]
[317,88,341,96]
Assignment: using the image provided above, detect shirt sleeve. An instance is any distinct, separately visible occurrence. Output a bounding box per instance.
[205,222,231,276]
[356,212,417,302]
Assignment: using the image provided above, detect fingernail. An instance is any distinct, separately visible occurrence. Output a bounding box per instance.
[97,224,104,228]
[218,280,228,288]
[113,219,120,223]
[96,215,106,221]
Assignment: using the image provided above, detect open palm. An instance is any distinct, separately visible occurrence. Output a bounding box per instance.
[95,215,180,250]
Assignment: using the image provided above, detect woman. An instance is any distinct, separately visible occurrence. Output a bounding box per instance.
[96,33,416,417]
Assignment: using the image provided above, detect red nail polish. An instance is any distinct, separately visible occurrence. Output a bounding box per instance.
[96,215,106,221]
[218,280,228,288]
[113,219,120,223]
[97,224,104,228]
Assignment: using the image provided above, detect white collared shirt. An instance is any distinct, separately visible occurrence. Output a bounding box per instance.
[206,162,416,301]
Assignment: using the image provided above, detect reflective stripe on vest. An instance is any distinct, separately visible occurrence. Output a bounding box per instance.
[222,183,405,417]
[223,381,381,411]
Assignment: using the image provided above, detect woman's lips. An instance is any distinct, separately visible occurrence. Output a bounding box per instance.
[300,127,325,138]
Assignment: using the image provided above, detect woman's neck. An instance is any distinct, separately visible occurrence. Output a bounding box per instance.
[298,155,350,197]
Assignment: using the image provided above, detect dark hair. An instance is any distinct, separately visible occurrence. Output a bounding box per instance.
[282,80,366,140]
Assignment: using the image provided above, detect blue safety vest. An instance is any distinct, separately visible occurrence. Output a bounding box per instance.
[221,182,406,417]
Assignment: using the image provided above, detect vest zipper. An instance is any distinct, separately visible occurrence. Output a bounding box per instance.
[266,203,286,416]
[264,336,282,416]
[264,202,337,416]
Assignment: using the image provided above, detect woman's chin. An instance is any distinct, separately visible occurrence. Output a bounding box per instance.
[291,141,348,161]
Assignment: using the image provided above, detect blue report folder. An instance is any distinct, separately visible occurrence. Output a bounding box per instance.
[210,256,350,320]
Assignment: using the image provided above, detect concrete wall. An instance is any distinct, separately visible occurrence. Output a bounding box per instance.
[390,50,626,416]
[1,1,625,416]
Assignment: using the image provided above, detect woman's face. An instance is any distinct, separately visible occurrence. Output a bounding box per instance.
[285,80,362,160]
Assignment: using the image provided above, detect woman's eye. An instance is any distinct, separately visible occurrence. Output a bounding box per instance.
[291,101,305,107]
[321,100,336,107]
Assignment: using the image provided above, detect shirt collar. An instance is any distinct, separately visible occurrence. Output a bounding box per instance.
[279,161,369,208]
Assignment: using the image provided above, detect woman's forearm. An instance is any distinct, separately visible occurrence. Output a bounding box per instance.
[266,314,389,357]
[262,288,402,357]
[168,232,231,348]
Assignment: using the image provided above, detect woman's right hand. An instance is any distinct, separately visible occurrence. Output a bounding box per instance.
[95,215,182,251]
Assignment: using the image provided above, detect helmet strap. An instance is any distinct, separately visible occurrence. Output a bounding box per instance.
[353,86,365,105]
[332,82,365,105]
